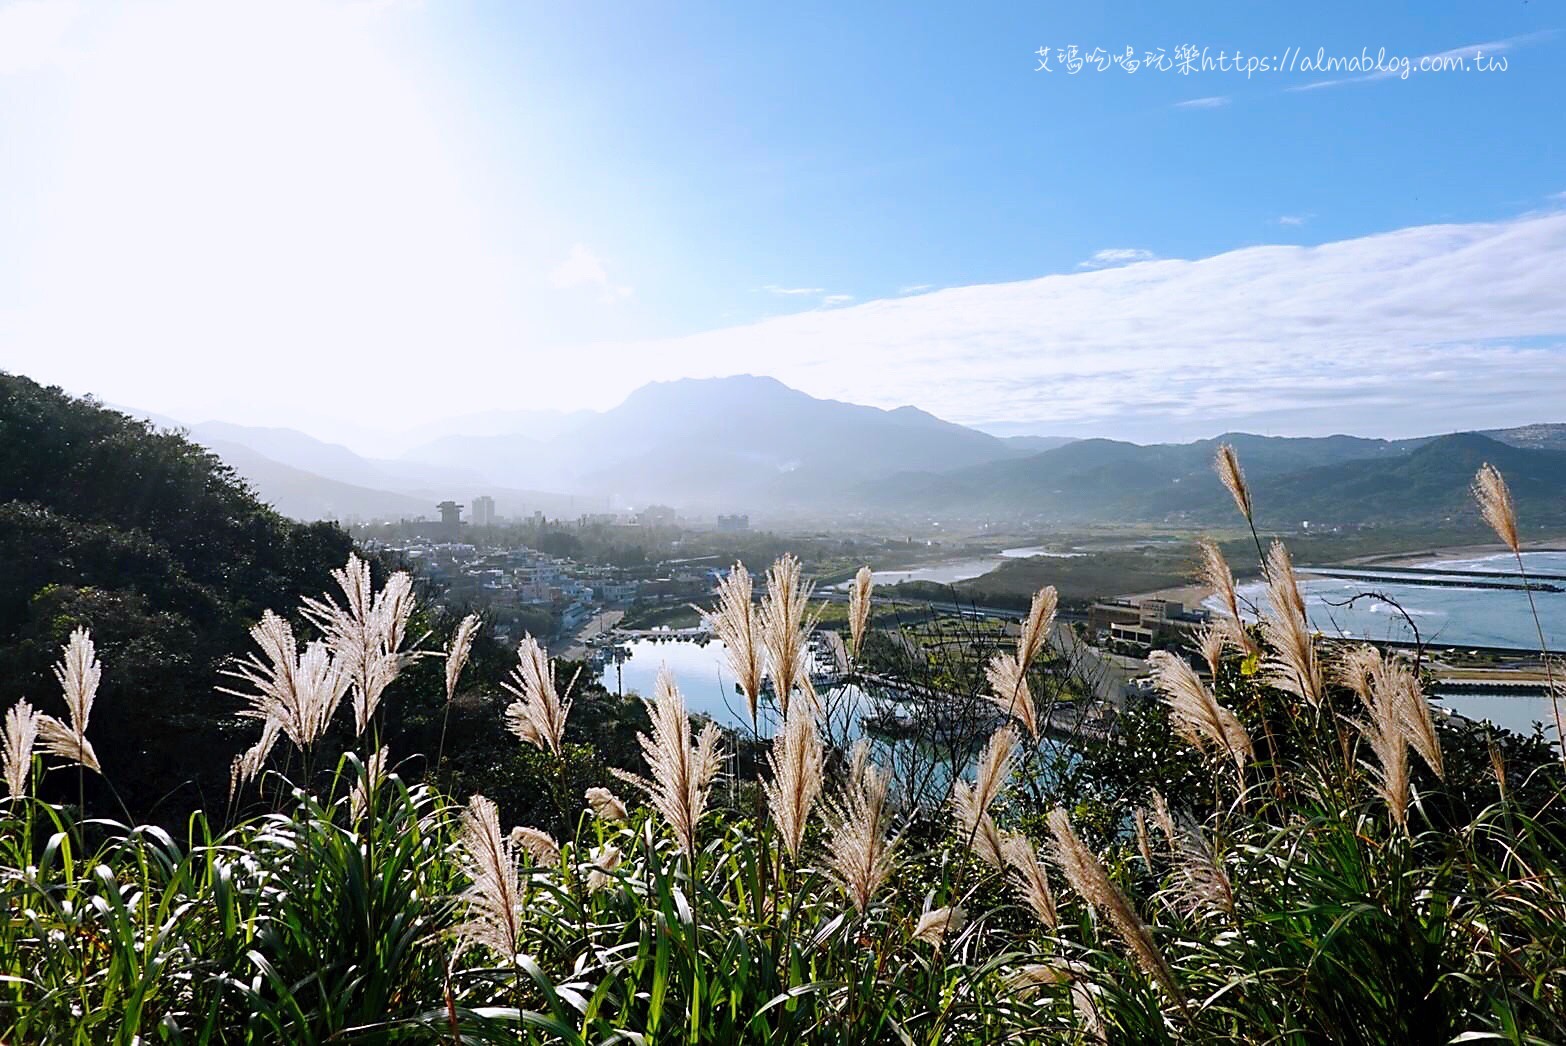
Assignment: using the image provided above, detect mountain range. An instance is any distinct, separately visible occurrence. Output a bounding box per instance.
[112,374,1566,530]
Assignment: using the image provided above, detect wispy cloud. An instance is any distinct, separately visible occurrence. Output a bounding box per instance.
[898,284,933,296]
[551,245,632,301]
[1289,31,1551,92]
[1275,214,1309,226]
[1078,248,1158,270]
[582,212,1566,441]
[821,293,855,306]
[1174,95,1229,110]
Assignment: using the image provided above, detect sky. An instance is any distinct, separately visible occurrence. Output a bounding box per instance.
[0,0,1563,448]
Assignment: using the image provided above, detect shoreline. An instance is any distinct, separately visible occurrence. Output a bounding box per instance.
[1119,537,1566,605]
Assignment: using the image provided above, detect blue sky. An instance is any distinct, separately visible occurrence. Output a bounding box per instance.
[1,1,1563,445]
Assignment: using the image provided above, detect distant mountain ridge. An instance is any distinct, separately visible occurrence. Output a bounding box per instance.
[112,375,1566,528]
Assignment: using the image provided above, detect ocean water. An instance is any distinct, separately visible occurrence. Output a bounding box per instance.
[1225,551,1565,738]
[1228,551,1566,650]
[838,545,1082,589]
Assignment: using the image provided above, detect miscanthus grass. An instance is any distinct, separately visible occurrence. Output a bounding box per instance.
[3,479,1566,1044]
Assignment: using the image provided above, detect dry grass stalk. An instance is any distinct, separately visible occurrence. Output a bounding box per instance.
[1150,791,1177,849]
[1196,626,1227,679]
[1354,671,1411,828]
[1167,814,1235,920]
[509,825,561,865]
[1336,646,1444,779]
[1003,833,1059,929]
[1017,586,1059,672]
[848,566,874,659]
[302,554,418,735]
[823,741,898,914]
[1260,541,1324,707]
[763,706,824,858]
[1149,651,1252,770]
[2,700,40,799]
[502,635,573,755]
[912,905,965,948]
[984,653,1038,741]
[445,614,481,703]
[1215,443,1253,523]
[1001,962,1070,995]
[1133,809,1155,869]
[1472,463,1520,554]
[585,786,628,823]
[702,563,766,727]
[950,725,1017,868]
[586,843,623,893]
[220,613,349,785]
[613,668,724,856]
[1047,808,1185,1007]
[1197,540,1257,655]
[455,794,522,960]
[760,555,822,717]
[38,627,102,773]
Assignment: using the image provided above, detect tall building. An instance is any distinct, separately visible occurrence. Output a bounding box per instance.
[471,495,496,527]
[436,500,463,541]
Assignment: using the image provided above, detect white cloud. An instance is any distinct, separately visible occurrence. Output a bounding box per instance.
[1077,247,1158,270]
[821,293,855,307]
[1174,95,1229,110]
[551,244,631,300]
[898,284,933,295]
[0,0,78,74]
[578,212,1566,442]
[1275,214,1309,226]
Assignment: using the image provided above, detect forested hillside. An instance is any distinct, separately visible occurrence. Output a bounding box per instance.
[0,373,355,815]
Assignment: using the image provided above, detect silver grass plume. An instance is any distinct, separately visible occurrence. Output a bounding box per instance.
[701,562,766,727]
[445,613,481,704]
[1001,961,1071,996]
[612,668,724,856]
[950,724,1017,868]
[763,705,824,858]
[585,786,628,823]
[502,634,573,755]
[1338,646,1444,780]
[454,794,522,960]
[760,554,822,717]
[823,740,898,914]
[1472,463,1520,554]
[1003,833,1059,929]
[3,700,41,799]
[586,843,623,893]
[1166,814,1235,920]
[1197,539,1257,655]
[1150,790,1177,849]
[1133,809,1155,869]
[38,627,102,773]
[847,566,874,660]
[1047,808,1184,1007]
[1016,586,1059,673]
[1196,626,1227,680]
[1215,443,1253,523]
[230,719,280,798]
[1149,650,1252,770]
[350,746,388,822]
[302,554,419,735]
[984,653,1038,741]
[1260,541,1324,707]
[509,825,561,865]
[220,612,350,773]
[912,905,965,948]
[1353,666,1412,828]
